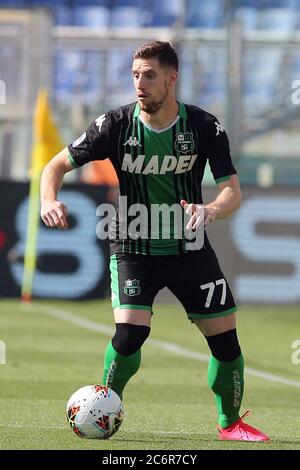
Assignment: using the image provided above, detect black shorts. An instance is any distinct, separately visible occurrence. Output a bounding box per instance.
[110,246,236,321]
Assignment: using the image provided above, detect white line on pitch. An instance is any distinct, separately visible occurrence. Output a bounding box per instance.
[23,302,300,389]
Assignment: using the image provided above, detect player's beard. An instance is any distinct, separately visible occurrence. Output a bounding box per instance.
[139,84,168,114]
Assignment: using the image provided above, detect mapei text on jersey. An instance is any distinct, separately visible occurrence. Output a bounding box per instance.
[122,153,198,175]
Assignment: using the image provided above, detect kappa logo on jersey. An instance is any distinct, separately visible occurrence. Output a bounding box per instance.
[122,153,198,175]
[124,279,141,296]
[215,121,224,136]
[174,132,195,154]
[95,114,106,132]
[72,132,86,148]
[124,136,142,147]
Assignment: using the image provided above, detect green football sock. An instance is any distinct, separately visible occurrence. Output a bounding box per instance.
[102,341,141,400]
[208,353,244,428]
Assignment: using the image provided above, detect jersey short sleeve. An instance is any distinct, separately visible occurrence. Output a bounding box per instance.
[67,112,113,167]
[205,117,237,184]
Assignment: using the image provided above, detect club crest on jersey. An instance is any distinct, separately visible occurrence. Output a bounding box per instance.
[124,279,141,296]
[174,132,195,154]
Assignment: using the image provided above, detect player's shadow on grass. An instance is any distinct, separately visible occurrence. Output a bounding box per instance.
[113,433,216,444]
[113,436,300,447]
[274,438,300,445]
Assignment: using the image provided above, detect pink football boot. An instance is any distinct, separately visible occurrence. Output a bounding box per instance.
[217,411,270,442]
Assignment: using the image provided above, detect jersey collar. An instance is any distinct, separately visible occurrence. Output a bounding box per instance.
[133,101,186,119]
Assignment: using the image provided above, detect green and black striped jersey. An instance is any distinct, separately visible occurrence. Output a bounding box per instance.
[68,102,236,255]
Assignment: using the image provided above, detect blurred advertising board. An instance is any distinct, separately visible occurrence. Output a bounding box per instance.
[0,183,299,304]
[0,182,110,299]
[205,187,300,305]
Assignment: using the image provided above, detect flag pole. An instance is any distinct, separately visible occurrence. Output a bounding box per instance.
[21,172,41,301]
[21,89,64,302]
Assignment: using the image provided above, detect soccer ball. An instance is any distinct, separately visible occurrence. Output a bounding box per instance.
[66,385,124,439]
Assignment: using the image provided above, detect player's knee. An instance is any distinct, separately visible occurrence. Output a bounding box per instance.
[205,328,241,362]
[112,323,150,356]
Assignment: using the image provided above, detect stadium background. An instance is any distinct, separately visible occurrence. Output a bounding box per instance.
[0,0,300,451]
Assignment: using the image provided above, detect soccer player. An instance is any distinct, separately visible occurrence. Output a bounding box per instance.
[40,41,269,441]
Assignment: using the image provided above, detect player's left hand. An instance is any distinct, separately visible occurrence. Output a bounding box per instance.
[203,205,219,226]
[180,200,218,228]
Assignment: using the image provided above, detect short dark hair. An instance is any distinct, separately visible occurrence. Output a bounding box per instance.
[133,41,179,71]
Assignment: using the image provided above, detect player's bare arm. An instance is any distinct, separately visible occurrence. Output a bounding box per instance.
[40,147,74,230]
[204,174,242,224]
[181,174,242,229]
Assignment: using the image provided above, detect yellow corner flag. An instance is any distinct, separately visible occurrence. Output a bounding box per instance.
[22,89,64,301]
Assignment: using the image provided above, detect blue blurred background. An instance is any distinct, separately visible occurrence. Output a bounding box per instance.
[1,0,300,184]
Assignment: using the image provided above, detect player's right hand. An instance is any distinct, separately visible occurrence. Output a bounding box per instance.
[40,200,68,230]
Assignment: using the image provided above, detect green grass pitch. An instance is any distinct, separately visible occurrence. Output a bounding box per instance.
[0,299,300,450]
